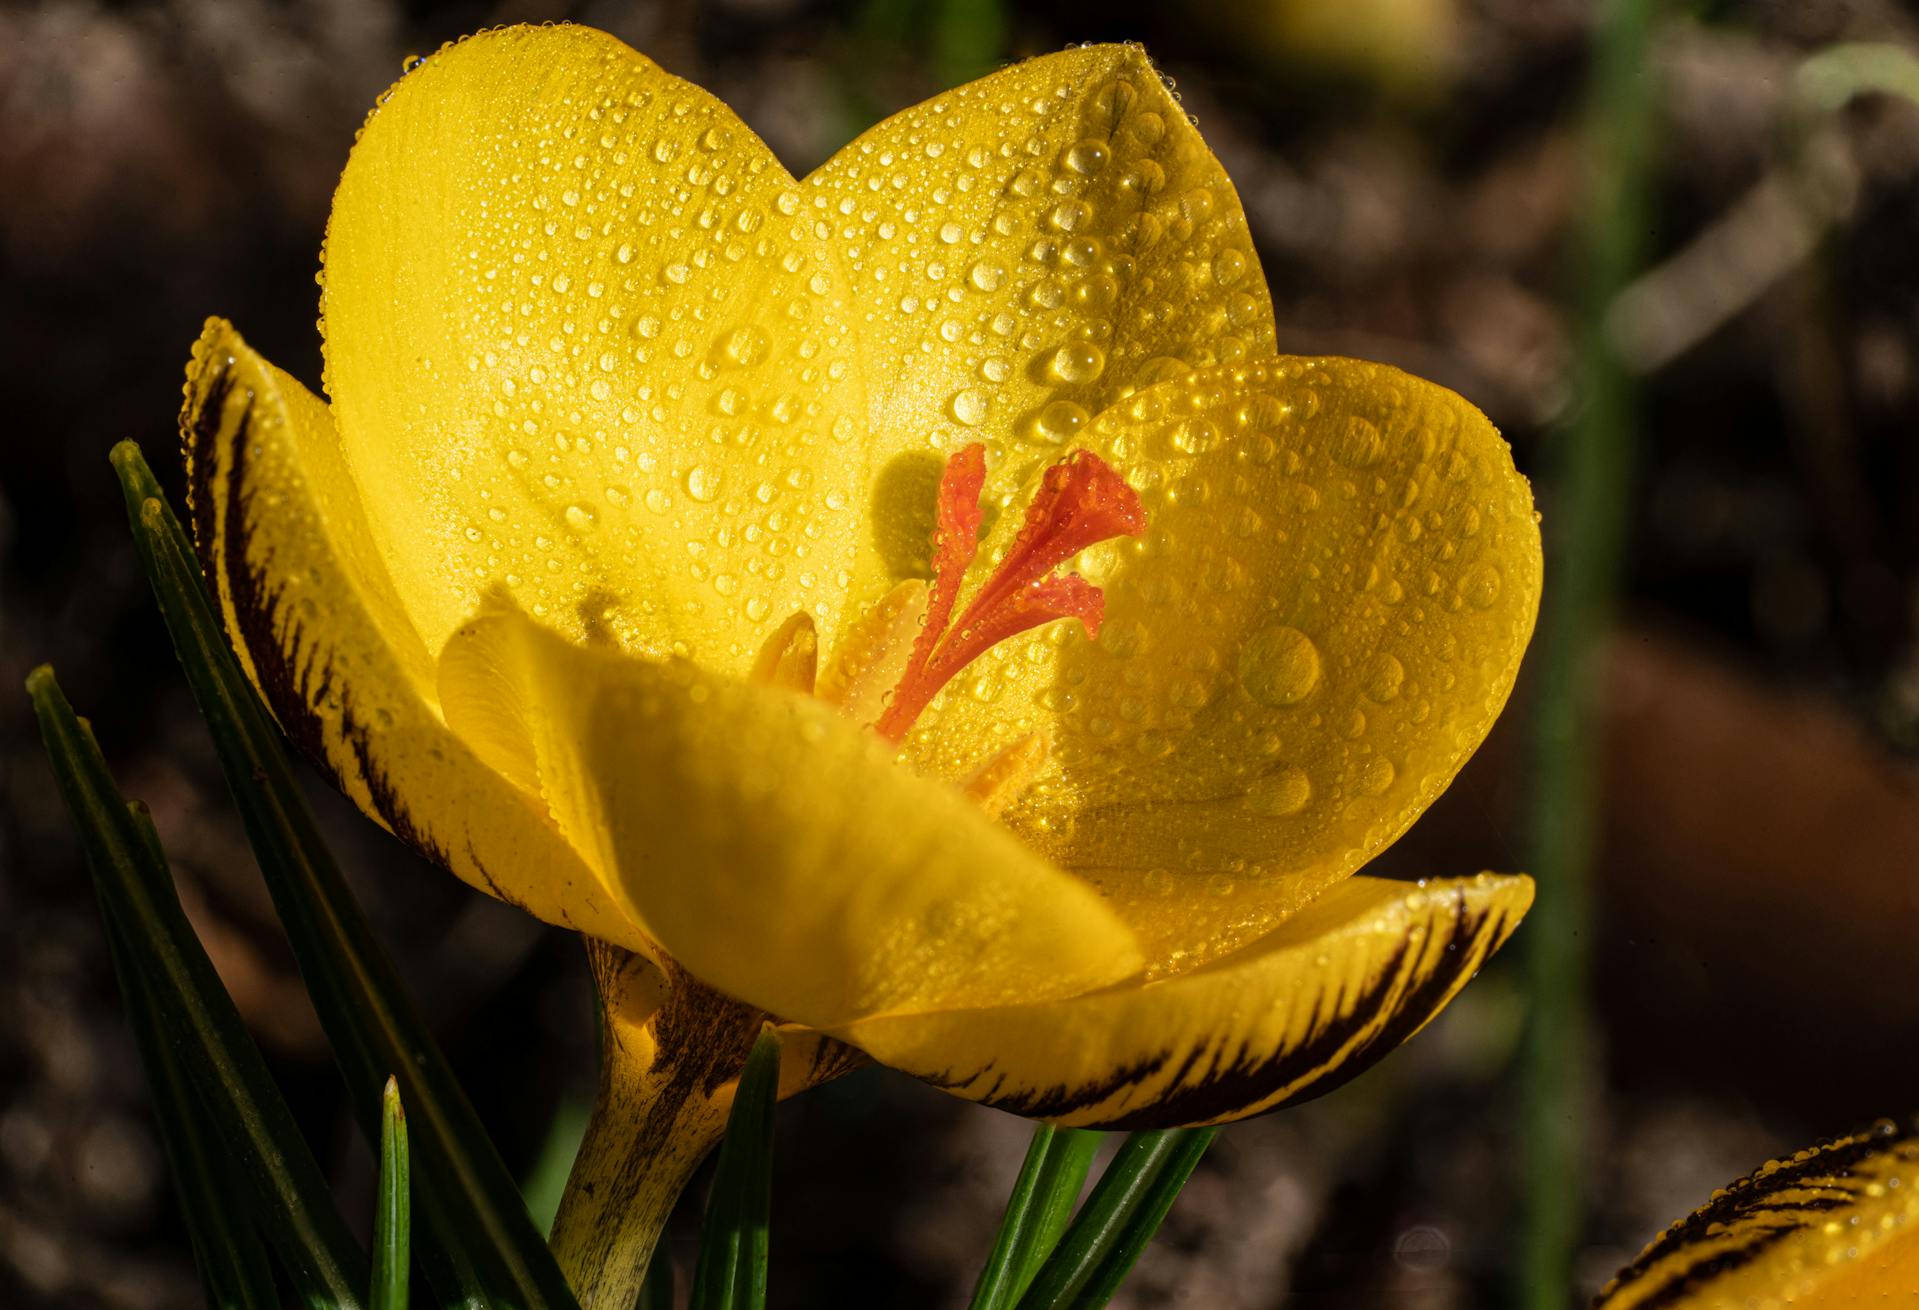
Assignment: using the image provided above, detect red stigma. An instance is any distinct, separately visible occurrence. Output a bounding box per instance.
[875,444,1146,743]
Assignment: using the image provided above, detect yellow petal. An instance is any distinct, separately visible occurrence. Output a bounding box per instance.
[807,43,1274,611]
[906,357,1542,973]
[835,873,1530,1128]
[180,319,637,949]
[321,24,868,670]
[1597,1121,1919,1310]
[435,602,1144,1027]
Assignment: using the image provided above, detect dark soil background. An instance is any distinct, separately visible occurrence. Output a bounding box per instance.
[4,1,1918,1306]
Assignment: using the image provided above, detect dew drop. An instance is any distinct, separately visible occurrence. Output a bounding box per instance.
[564,503,597,531]
[1247,768,1312,817]
[1462,564,1502,609]
[1239,626,1322,707]
[969,261,1006,293]
[1213,248,1248,286]
[950,388,990,427]
[1046,342,1106,386]
[1027,400,1090,445]
[1334,415,1385,467]
[1049,199,1091,233]
[1364,653,1406,703]
[1359,756,1397,796]
[717,325,770,368]
[1065,139,1110,176]
[685,466,722,502]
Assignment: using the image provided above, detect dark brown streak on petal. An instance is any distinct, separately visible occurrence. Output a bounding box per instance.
[192,358,334,774]
[937,890,1514,1129]
[185,345,465,885]
[919,1050,1172,1122]
[339,698,456,872]
[794,1034,868,1090]
[1599,1121,1919,1309]
[182,357,231,616]
[461,839,519,910]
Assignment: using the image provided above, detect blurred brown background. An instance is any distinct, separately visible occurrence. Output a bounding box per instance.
[3,0,1918,1306]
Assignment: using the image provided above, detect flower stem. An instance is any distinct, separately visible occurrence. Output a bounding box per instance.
[550,942,766,1310]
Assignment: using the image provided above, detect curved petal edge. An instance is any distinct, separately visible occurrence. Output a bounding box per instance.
[834,872,1532,1128]
[179,318,635,950]
[1597,1118,1919,1310]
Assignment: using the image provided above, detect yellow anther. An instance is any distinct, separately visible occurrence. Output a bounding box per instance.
[962,732,1050,819]
[816,580,929,731]
[750,611,818,694]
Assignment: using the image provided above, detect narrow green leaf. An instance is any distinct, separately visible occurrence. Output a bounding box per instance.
[689,1029,781,1310]
[1012,1128,1211,1310]
[27,667,368,1310]
[110,441,580,1310]
[1066,1128,1215,1308]
[374,1077,411,1310]
[522,1097,592,1236]
[967,1125,1059,1310]
[968,1125,1104,1310]
[1009,1129,1102,1301]
[108,802,279,1310]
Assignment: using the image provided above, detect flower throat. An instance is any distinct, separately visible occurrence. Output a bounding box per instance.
[874,442,1146,743]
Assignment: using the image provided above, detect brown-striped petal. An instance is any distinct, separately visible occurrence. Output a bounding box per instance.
[833,873,1530,1128]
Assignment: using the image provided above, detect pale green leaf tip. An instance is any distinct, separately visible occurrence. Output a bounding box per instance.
[25,663,57,698]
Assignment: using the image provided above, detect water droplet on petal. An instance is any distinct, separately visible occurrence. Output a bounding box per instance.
[1027,400,1090,446]
[1065,139,1110,176]
[1247,768,1312,816]
[685,466,722,503]
[1462,565,1502,609]
[1239,626,1322,707]
[1334,415,1385,467]
[950,388,989,427]
[1364,653,1406,703]
[1047,342,1106,386]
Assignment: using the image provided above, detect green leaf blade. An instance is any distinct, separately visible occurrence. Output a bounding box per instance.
[1011,1128,1102,1300]
[968,1125,1105,1310]
[690,1029,781,1310]
[1069,1127,1216,1307]
[111,803,279,1310]
[110,441,581,1310]
[27,667,368,1310]
[374,1077,412,1310]
[1012,1127,1213,1310]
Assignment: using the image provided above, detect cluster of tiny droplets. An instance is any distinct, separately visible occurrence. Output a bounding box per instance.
[314,33,1536,972]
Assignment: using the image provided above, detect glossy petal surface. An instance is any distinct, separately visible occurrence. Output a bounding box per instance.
[804,43,1274,619]
[905,359,1541,972]
[1597,1120,1919,1310]
[323,25,865,670]
[834,873,1531,1128]
[187,23,1545,1128]
[179,319,634,948]
[436,603,1145,1027]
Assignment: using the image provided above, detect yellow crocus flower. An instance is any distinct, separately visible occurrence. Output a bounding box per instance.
[1597,1119,1919,1309]
[176,22,1539,1290]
